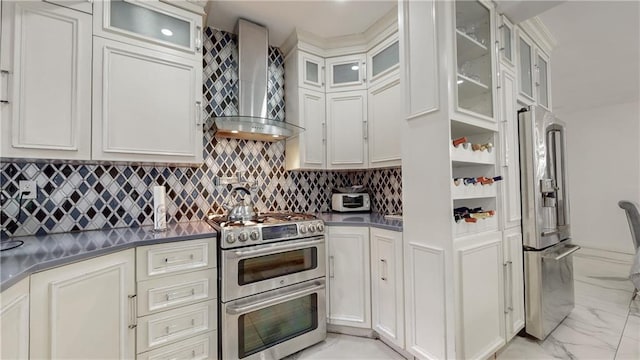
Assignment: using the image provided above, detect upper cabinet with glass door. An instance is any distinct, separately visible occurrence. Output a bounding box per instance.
[94,0,203,58]
[367,35,400,86]
[454,0,496,123]
[535,49,551,109]
[298,51,325,92]
[498,15,515,68]
[517,31,535,103]
[325,54,367,92]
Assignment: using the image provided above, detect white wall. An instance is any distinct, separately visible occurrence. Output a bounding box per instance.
[539,1,640,254]
[557,101,640,254]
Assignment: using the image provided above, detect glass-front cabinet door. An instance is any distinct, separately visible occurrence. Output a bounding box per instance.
[454,0,495,121]
[325,54,367,92]
[518,33,534,101]
[94,0,202,55]
[499,15,514,66]
[367,36,400,85]
[298,51,325,91]
[535,50,550,109]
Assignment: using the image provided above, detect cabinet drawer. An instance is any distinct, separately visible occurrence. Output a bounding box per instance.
[138,269,216,316]
[136,238,216,281]
[137,300,217,353]
[137,331,217,360]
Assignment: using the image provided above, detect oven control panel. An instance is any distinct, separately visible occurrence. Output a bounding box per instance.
[221,220,325,248]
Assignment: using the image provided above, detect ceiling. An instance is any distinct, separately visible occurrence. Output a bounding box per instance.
[205,0,396,47]
[538,1,639,114]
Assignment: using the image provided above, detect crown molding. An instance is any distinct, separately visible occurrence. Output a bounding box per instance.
[282,5,398,58]
[519,16,557,55]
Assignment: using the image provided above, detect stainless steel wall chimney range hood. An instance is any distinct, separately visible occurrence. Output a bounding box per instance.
[211,19,303,142]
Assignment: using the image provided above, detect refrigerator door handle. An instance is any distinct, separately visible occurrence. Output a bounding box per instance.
[550,245,581,261]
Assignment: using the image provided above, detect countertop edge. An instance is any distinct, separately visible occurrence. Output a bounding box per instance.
[1,222,217,292]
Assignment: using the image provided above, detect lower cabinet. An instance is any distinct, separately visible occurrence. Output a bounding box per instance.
[326,226,371,328]
[370,227,404,348]
[29,249,136,359]
[136,331,217,360]
[455,232,506,360]
[503,227,525,340]
[0,278,30,360]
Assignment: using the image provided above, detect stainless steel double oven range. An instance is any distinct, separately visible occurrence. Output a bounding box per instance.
[207,212,327,359]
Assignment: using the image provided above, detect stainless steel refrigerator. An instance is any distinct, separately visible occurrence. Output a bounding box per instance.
[518,106,580,340]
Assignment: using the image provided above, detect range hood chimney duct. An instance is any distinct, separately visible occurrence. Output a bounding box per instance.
[211,19,303,142]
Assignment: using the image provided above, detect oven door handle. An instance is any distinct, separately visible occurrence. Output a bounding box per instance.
[226,280,325,315]
[232,238,325,257]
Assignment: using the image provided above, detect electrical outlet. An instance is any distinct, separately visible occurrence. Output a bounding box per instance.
[19,180,37,199]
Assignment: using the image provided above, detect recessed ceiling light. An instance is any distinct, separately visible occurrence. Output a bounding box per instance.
[351,65,359,71]
[161,28,173,37]
[231,130,239,134]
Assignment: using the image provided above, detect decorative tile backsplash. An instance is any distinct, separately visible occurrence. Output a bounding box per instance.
[0,28,401,238]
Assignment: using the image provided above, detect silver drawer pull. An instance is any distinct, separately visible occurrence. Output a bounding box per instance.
[552,245,581,261]
[164,254,194,264]
[165,288,196,301]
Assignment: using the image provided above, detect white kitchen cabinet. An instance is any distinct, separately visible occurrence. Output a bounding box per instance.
[535,49,551,110]
[455,232,505,360]
[499,67,521,229]
[285,88,326,170]
[92,36,203,164]
[325,54,367,92]
[136,331,217,360]
[94,0,203,58]
[498,14,515,68]
[517,30,535,104]
[367,35,400,86]
[30,249,136,359]
[0,278,30,360]
[370,228,404,348]
[326,90,368,169]
[367,76,401,168]
[503,227,525,341]
[327,226,371,329]
[298,51,326,92]
[0,0,91,160]
[454,0,497,122]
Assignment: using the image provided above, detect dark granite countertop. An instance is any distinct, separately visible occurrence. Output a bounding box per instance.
[317,212,403,232]
[0,221,217,291]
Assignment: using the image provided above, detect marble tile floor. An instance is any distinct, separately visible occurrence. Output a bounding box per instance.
[288,248,638,360]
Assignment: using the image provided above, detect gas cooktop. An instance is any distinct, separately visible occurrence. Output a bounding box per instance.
[206,211,324,249]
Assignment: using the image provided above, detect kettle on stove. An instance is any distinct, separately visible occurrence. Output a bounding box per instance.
[223,186,257,222]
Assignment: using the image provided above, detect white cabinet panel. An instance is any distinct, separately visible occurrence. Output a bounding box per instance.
[455,233,505,360]
[325,54,367,92]
[368,35,400,85]
[327,226,371,328]
[326,91,368,169]
[500,68,521,229]
[137,269,216,316]
[92,37,203,164]
[503,227,525,340]
[535,49,551,110]
[370,228,404,348]
[299,51,325,92]
[0,0,91,160]
[137,300,216,354]
[94,0,203,57]
[285,88,326,170]
[30,250,136,359]
[368,77,401,168]
[0,278,30,360]
[136,238,216,281]
[137,331,217,360]
[517,31,535,103]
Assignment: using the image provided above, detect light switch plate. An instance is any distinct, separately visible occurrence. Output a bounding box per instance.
[19,180,37,199]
